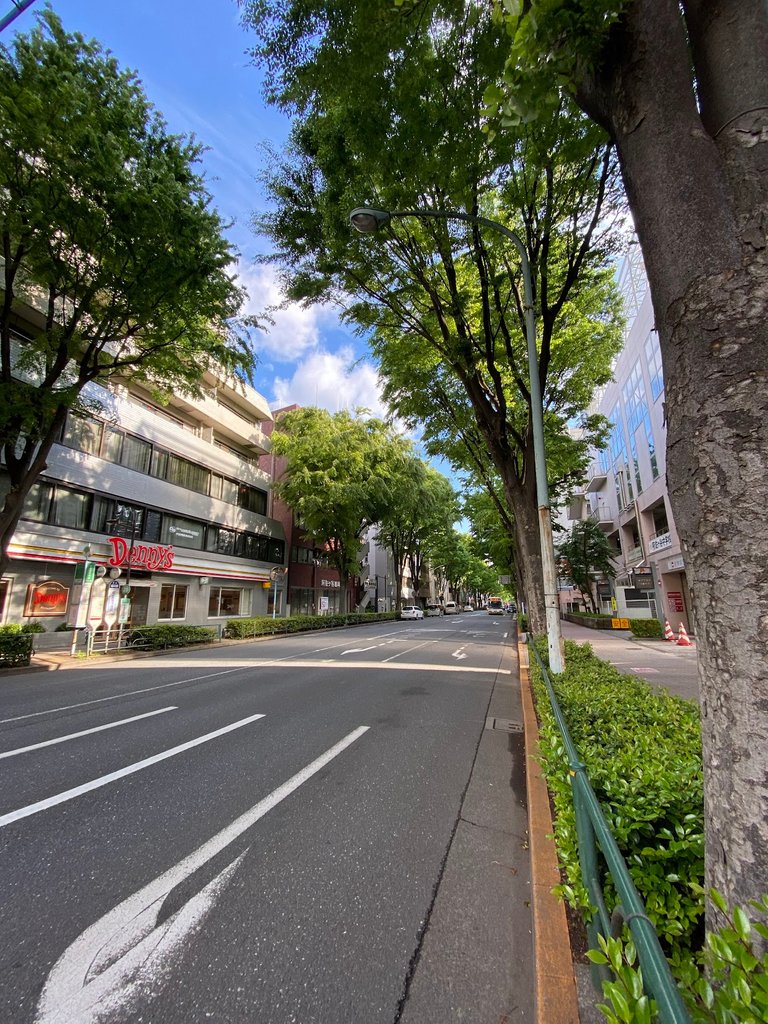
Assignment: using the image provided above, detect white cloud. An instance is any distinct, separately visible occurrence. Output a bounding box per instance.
[271,346,390,418]
[237,263,322,362]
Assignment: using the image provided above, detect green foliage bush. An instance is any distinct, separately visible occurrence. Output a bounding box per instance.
[0,631,34,666]
[518,612,529,633]
[629,617,663,638]
[590,892,768,1024]
[129,625,217,649]
[225,611,398,638]
[530,638,704,955]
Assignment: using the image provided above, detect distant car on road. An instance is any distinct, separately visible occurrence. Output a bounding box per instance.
[463,604,474,612]
[400,606,424,620]
[443,601,458,615]
[425,603,442,616]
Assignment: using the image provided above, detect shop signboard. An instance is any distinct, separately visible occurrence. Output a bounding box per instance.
[668,591,685,614]
[25,580,69,618]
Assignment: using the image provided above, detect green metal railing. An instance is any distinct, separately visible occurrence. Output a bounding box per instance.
[528,639,691,1023]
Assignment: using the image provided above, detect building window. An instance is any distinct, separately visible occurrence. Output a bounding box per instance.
[52,487,91,529]
[158,584,187,620]
[22,482,54,522]
[208,587,243,617]
[62,414,103,456]
[161,515,205,550]
[238,484,267,515]
[645,330,664,400]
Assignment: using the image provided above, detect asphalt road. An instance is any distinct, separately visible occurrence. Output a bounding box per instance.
[0,614,523,1024]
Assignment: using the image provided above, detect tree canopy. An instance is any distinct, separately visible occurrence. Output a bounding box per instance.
[243,0,624,633]
[0,11,252,572]
[271,407,410,608]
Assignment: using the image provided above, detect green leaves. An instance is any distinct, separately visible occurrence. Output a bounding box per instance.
[0,11,251,566]
[272,407,413,602]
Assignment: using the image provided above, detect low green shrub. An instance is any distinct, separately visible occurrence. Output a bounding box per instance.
[518,612,529,633]
[129,625,217,649]
[591,891,768,1024]
[0,631,34,666]
[629,617,663,638]
[225,611,398,638]
[530,638,704,956]
[21,621,46,633]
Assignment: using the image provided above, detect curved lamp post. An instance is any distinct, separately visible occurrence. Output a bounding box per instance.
[349,206,564,672]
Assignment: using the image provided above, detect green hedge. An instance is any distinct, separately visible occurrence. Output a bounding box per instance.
[0,631,34,666]
[128,625,217,649]
[225,611,398,638]
[530,637,704,956]
[629,617,663,638]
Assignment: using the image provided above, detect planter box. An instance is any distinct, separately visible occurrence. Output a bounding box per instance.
[562,613,616,630]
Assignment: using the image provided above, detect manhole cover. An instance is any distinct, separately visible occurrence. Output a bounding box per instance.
[485,717,524,733]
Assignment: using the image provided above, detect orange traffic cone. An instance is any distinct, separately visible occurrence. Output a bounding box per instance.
[663,619,675,642]
[676,623,693,646]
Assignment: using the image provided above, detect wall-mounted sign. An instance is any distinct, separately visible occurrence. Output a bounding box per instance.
[649,531,672,553]
[667,556,685,571]
[108,537,174,572]
[25,581,69,617]
[668,590,685,613]
[320,579,341,589]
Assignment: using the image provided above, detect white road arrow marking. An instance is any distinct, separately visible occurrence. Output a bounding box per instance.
[340,646,377,656]
[35,726,370,1024]
[451,647,468,660]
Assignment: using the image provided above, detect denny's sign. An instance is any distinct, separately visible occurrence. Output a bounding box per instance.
[108,537,174,572]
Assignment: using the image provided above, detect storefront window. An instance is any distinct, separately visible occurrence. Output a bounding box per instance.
[208,587,243,617]
[158,584,187,620]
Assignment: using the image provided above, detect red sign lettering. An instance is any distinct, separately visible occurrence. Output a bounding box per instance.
[107,537,174,571]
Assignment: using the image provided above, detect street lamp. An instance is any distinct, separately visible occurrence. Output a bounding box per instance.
[350,206,564,672]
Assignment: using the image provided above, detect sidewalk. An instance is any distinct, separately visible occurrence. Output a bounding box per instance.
[559,620,700,702]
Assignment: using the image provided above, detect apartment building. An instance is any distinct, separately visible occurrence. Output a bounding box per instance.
[0,365,287,631]
[567,247,693,631]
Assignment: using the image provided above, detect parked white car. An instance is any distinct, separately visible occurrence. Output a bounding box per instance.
[463,604,474,612]
[425,603,442,616]
[400,606,424,620]
[443,601,458,614]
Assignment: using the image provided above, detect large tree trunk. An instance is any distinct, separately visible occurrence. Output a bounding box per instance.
[578,0,768,932]
[502,470,545,634]
[0,405,69,578]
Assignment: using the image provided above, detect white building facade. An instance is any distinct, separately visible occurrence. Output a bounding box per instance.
[0,367,286,631]
[567,248,693,631]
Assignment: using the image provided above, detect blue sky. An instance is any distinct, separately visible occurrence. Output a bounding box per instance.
[7,0,385,416]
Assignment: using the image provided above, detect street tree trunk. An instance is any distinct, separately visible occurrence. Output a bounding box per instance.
[577,0,768,931]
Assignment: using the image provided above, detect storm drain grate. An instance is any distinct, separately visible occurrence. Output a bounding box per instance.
[486,717,524,733]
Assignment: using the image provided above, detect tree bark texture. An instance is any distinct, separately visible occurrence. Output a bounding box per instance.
[578,0,768,929]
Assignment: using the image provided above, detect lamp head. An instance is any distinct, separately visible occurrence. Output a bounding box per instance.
[349,208,391,234]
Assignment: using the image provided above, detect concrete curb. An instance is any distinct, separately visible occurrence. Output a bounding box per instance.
[518,638,580,1023]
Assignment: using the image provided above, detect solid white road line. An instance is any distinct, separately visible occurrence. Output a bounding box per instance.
[0,712,266,829]
[0,707,178,761]
[35,726,370,1024]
